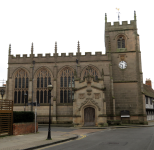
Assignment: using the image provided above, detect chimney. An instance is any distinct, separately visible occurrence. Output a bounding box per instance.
[145,78,152,88]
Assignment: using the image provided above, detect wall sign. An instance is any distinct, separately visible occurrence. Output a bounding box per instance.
[121,110,130,117]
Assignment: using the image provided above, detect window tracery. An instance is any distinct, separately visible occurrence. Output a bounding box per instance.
[83,66,99,81]
[60,67,74,103]
[117,36,125,48]
[14,69,29,104]
[36,68,51,104]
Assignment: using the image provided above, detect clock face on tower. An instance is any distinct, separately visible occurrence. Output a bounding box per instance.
[119,61,127,69]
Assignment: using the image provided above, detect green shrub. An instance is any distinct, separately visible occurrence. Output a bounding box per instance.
[107,120,122,125]
[13,111,34,123]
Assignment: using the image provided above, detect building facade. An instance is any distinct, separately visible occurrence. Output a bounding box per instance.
[5,11,147,126]
[143,79,154,121]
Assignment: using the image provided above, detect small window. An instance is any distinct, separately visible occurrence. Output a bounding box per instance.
[48,90,51,103]
[18,91,21,103]
[60,90,63,103]
[14,91,17,103]
[44,77,47,87]
[146,96,148,104]
[68,76,71,87]
[44,90,47,103]
[150,98,152,105]
[19,78,21,88]
[48,77,51,85]
[22,77,25,88]
[26,78,28,88]
[95,75,98,81]
[40,91,43,103]
[68,90,71,103]
[61,77,63,87]
[37,77,39,88]
[15,78,17,88]
[64,77,67,87]
[25,91,28,103]
[117,37,125,48]
[37,90,39,103]
[22,91,24,103]
[41,77,43,88]
[64,90,67,103]
[72,77,74,87]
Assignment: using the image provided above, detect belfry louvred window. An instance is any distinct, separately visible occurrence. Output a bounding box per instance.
[117,37,125,48]
[36,69,51,104]
[14,69,28,104]
[60,67,74,103]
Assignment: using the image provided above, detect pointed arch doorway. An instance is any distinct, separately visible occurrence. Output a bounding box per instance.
[84,107,95,126]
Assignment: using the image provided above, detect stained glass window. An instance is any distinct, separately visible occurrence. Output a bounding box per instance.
[44,90,47,103]
[60,68,74,103]
[40,91,43,103]
[22,77,25,88]
[36,69,52,104]
[22,91,24,103]
[14,69,29,104]
[19,78,21,88]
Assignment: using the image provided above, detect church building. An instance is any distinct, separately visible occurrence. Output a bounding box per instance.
[5,11,148,126]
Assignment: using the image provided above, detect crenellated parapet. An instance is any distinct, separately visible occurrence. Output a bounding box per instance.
[105,11,137,31]
[105,20,136,31]
[8,51,109,64]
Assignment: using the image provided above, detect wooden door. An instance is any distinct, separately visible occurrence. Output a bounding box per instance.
[84,107,95,126]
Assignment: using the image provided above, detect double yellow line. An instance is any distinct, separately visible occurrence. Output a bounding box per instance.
[77,135,86,140]
[37,135,86,149]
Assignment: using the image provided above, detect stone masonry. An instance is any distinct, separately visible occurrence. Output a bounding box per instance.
[5,11,147,126]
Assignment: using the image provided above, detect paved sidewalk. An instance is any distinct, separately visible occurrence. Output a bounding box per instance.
[1,122,154,150]
[0,131,78,150]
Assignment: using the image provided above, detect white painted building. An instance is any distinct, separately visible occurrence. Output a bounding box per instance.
[143,79,154,121]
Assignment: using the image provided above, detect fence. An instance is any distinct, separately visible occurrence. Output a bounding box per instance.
[0,100,13,136]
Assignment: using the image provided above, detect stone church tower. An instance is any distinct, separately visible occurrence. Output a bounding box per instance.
[5,11,147,126]
[104,11,146,123]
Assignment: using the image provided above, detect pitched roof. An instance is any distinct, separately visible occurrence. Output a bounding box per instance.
[143,84,154,98]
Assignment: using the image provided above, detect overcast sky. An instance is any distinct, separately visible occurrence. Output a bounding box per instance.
[0,0,154,87]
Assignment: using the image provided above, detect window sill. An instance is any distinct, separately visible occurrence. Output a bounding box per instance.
[57,103,73,106]
[117,48,127,52]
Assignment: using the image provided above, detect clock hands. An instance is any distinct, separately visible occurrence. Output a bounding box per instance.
[119,61,127,69]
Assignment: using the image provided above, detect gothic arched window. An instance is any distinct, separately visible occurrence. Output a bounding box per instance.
[14,69,29,104]
[60,67,74,103]
[83,66,99,81]
[117,36,125,48]
[36,69,51,104]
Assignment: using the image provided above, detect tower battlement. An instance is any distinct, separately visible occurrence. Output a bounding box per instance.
[105,11,137,31]
[105,20,136,31]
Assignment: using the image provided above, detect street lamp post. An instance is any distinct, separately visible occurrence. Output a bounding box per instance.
[0,89,5,110]
[24,92,27,111]
[0,89,5,100]
[47,83,53,140]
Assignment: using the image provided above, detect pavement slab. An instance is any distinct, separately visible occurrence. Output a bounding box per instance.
[0,131,77,150]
